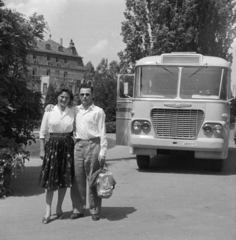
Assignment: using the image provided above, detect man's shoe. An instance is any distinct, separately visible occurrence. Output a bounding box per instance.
[92,214,100,221]
[56,212,64,220]
[70,213,84,220]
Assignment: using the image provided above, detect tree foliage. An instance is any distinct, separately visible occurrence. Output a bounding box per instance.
[119,0,236,72]
[0,1,48,145]
[92,59,120,124]
[84,61,95,82]
[44,83,58,108]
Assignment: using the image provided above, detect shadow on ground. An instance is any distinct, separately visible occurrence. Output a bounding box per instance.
[138,147,236,176]
[107,137,116,150]
[10,166,44,197]
[101,206,137,221]
[36,206,137,224]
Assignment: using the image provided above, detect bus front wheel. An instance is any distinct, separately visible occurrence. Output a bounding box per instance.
[136,155,150,169]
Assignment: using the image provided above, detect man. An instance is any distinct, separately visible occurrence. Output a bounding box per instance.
[70,83,107,221]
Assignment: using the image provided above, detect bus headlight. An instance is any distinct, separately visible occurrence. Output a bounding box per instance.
[142,121,151,131]
[203,123,223,137]
[213,124,223,135]
[132,121,142,131]
[203,124,212,134]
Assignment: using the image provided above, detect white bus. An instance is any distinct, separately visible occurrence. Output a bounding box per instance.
[116,53,235,171]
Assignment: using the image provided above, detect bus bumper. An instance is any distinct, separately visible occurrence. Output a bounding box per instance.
[130,135,229,159]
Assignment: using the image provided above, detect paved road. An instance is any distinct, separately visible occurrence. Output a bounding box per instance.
[0,133,236,240]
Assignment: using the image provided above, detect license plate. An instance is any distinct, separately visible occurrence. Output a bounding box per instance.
[183,142,197,147]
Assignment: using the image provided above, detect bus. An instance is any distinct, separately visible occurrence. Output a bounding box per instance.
[116,53,236,172]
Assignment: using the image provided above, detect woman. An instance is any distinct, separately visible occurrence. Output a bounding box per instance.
[39,88,75,224]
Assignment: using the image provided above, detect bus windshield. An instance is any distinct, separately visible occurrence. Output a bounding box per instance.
[138,66,179,98]
[180,67,226,99]
[136,66,228,100]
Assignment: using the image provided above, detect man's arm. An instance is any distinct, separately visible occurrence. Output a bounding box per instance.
[98,109,107,167]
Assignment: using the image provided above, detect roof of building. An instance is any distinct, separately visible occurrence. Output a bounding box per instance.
[33,39,82,59]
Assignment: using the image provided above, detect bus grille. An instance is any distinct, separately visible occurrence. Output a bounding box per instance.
[151,108,205,139]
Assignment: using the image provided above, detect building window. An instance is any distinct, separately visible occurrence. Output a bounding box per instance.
[32,68,37,79]
[56,57,59,62]
[43,83,48,95]
[56,62,62,67]
[33,59,39,64]
[58,46,63,52]
[47,61,53,66]
[33,55,37,59]
[64,58,67,63]
[47,55,50,61]
[55,70,60,77]
[64,72,67,78]
[46,69,51,76]
[46,44,51,50]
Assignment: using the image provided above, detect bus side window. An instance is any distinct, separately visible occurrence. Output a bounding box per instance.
[119,79,133,98]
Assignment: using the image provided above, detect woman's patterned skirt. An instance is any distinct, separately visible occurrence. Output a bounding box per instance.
[38,135,74,190]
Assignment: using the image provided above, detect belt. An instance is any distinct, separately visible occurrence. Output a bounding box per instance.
[76,137,99,142]
[50,132,73,138]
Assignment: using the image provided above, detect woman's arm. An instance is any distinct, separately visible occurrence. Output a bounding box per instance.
[39,138,45,160]
[39,111,49,159]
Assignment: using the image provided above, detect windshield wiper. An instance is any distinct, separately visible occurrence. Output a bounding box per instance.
[156,62,173,74]
[188,63,208,78]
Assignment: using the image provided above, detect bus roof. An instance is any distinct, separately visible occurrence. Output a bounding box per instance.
[136,53,231,68]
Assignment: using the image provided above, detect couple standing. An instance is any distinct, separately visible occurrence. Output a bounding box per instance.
[39,83,107,224]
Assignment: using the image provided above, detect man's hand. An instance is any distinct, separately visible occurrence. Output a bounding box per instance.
[98,155,105,168]
[39,149,45,160]
[45,104,54,112]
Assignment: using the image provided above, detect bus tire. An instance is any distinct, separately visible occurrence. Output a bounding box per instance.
[210,160,223,172]
[136,155,150,169]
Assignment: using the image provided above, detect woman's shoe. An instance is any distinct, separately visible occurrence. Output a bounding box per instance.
[42,216,50,224]
[56,212,64,220]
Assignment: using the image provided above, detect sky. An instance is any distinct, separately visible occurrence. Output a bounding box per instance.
[3,0,236,88]
[4,0,127,68]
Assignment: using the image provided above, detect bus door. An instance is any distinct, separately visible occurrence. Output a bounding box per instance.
[116,74,134,145]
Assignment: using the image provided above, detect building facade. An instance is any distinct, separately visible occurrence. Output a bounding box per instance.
[27,37,87,99]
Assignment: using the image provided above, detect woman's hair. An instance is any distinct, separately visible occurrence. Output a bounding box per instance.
[56,88,74,104]
[79,83,94,94]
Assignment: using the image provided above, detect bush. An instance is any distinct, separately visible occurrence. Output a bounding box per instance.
[0,137,30,197]
[106,122,116,133]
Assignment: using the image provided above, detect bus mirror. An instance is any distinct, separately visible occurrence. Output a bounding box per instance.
[124,82,128,95]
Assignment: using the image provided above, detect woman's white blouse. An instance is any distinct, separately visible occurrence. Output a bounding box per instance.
[39,105,75,139]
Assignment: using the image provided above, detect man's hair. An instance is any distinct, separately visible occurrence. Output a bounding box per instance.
[79,83,94,94]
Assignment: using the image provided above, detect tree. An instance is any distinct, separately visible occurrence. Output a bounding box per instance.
[0,1,48,145]
[84,61,95,82]
[44,83,58,108]
[93,59,119,124]
[119,0,236,72]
